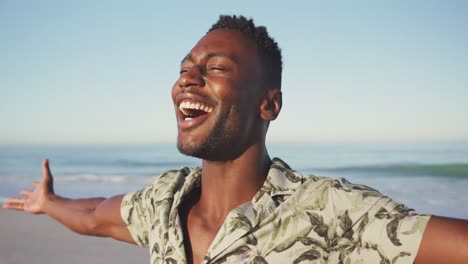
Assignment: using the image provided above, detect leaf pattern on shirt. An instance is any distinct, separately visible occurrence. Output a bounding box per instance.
[293,248,321,263]
[229,213,253,232]
[338,210,355,240]
[120,159,431,264]
[216,246,251,264]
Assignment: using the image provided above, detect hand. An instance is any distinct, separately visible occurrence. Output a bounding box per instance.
[3,159,55,214]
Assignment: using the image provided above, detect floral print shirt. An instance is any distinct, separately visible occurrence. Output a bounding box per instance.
[121,158,430,263]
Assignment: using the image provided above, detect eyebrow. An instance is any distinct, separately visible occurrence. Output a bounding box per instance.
[180,52,237,65]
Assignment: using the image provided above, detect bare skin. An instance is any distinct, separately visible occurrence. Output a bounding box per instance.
[3,29,468,264]
[180,146,273,263]
[172,29,281,263]
[3,159,134,244]
[415,217,468,263]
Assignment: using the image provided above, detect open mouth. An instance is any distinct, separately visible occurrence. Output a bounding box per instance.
[179,100,213,121]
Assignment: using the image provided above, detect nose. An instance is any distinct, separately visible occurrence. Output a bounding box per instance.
[178,66,205,89]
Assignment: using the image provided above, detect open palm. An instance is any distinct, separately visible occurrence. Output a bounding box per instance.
[3,159,55,214]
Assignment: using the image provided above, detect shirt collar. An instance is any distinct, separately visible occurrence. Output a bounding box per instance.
[203,158,306,261]
[177,157,304,201]
[252,157,305,203]
[175,157,305,208]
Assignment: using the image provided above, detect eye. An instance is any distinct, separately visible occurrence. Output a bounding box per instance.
[207,65,226,72]
[179,67,189,74]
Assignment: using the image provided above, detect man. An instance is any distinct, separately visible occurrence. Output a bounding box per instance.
[3,15,468,264]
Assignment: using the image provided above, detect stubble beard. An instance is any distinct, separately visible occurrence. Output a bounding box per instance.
[177,111,244,161]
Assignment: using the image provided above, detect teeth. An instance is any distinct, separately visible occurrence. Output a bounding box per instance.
[178,100,213,114]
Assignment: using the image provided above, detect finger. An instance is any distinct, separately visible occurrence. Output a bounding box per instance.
[6,197,25,204]
[42,159,53,181]
[2,202,25,211]
[32,181,40,187]
[20,189,33,197]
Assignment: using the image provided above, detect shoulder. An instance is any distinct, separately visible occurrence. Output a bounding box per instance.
[121,166,200,208]
[300,175,387,207]
[299,174,430,263]
[295,173,425,232]
[120,166,201,247]
[148,166,196,192]
[271,161,431,262]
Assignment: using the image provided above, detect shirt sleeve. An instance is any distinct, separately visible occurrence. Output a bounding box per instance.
[120,168,192,248]
[330,178,431,264]
[121,188,152,247]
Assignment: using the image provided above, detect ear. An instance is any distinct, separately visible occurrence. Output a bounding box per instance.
[260,89,282,121]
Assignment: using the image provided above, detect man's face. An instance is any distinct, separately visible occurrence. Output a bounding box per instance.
[171,29,264,161]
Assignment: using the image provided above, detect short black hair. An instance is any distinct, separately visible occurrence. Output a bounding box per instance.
[208,15,282,89]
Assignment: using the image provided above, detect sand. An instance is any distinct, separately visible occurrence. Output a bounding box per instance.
[0,209,149,264]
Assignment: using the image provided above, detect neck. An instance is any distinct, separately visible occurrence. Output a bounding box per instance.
[196,143,271,222]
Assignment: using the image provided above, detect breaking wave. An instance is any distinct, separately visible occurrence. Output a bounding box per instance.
[311,163,468,179]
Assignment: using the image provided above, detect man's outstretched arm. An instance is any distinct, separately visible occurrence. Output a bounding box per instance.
[415,216,468,263]
[3,159,135,244]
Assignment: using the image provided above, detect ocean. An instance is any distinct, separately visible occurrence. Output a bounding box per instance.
[1,143,467,219]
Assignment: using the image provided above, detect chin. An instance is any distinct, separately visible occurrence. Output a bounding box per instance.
[177,140,223,161]
[177,133,244,162]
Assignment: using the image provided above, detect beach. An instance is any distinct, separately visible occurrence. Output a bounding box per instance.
[1,143,467,219]
[1,143,467,264]
[0,209,148,264]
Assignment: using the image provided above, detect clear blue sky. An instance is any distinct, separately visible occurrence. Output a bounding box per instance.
[1,1,467,144]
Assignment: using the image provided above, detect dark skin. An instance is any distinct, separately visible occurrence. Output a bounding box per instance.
[3,29,468,264]
[172,29,281,263]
